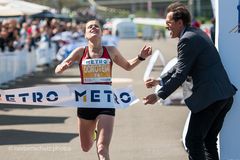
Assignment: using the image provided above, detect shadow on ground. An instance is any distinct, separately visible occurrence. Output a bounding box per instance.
[0,104,59,112]
[0,129,78,145]
[0,115,68,125]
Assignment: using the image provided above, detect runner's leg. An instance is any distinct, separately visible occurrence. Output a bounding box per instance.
[78,117,97,152]
[96,115,114,160]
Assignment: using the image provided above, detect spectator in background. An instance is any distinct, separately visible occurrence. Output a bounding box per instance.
[0,20,20,52]
[191,19,201,28]
[20,22,29,49]
[27,20,41,52]
[7,23,19,51]
[101,28,119,47]
[0,27,9,52]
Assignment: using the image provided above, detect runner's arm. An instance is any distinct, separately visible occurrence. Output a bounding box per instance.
[55,47,84,74]
[108,45,152,71]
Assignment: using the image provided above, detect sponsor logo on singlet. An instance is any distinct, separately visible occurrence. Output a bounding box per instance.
[82,58,111,83]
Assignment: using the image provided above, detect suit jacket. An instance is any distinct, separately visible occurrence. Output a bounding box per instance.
[157,26,237,113]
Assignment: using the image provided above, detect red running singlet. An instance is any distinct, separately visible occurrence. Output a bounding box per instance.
[79,46,113,85]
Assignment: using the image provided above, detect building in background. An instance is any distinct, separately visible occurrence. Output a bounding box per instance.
[25,0,213,20]
[82,0,213,18]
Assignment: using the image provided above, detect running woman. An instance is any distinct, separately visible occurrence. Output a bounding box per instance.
[55,19,152,160]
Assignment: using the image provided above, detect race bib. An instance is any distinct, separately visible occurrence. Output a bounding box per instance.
[82,58,111,83]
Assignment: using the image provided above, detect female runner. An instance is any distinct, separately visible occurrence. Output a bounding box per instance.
[55,19,152,160]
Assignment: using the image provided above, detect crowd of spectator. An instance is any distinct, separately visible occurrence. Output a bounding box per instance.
[0,17,86,53]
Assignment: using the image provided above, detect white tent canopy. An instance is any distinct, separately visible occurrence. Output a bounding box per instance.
[0,5,23,16]
[0,0,14,5]
[0,0,51,16]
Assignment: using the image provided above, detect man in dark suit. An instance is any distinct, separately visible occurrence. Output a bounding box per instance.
[143,2,237,160]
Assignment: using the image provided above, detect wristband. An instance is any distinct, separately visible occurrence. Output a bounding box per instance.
[138,55,145,61]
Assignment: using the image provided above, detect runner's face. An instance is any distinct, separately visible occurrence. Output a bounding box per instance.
[85,20,102,40]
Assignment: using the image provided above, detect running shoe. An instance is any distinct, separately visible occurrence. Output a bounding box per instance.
[93,130,97,141]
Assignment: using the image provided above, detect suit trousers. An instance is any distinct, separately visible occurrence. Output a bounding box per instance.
[185,96,233,160]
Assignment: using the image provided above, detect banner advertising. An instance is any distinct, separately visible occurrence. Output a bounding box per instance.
[0,84,138,109]
[216,0,240,159]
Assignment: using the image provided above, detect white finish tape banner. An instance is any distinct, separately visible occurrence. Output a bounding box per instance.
[0,84,138,109]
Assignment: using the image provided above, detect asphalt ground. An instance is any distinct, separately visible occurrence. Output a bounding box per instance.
[0,38,189,160]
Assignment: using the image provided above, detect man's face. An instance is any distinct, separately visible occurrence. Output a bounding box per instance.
[166,12,184,38]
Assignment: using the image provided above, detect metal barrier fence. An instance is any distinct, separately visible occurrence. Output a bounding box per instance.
[0,42,56,85]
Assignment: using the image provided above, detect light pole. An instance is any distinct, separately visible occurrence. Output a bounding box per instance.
[188,0,193,18]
